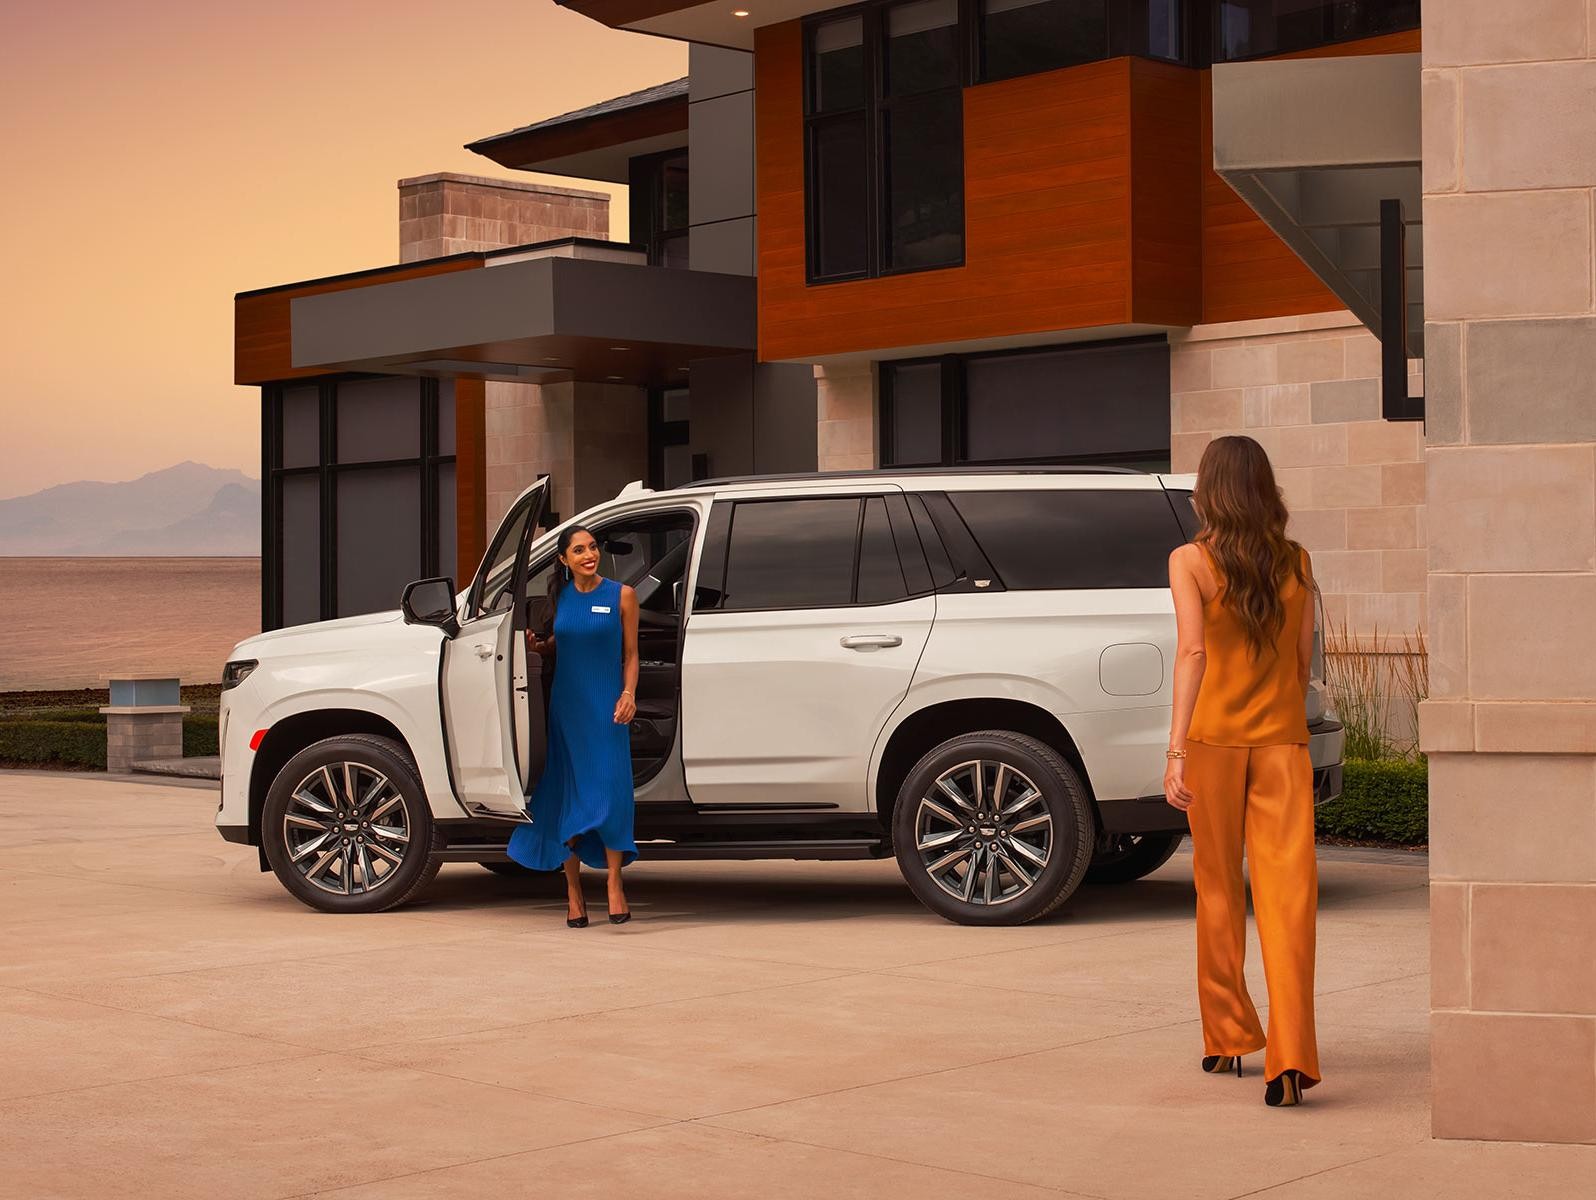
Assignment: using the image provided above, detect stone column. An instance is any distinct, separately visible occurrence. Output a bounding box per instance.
[1422,6,1596,1144]
[100,677,188,773]
[815,361,877,471]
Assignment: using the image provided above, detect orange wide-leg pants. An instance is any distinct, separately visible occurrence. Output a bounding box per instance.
[1185,741,1321,1087]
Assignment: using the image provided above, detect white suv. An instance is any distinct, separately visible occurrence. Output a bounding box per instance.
[217,469,1343,925]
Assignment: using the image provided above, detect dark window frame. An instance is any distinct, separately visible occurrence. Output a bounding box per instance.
[802,1,970,286]
[261,375,457,630]
[1209,0,1420,64]
[879,336,1173,470]
[628,148,690,269]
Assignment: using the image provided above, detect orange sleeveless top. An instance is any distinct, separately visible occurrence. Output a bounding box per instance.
[1187,544,1311,748]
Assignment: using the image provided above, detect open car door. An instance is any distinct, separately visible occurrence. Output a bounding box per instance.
[440,477,549,818]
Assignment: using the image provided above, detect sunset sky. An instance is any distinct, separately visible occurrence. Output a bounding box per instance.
[0,1,683,499]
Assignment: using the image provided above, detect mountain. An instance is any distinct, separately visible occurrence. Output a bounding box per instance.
[0,463,261,556]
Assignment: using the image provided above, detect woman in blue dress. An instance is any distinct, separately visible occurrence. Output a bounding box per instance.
[506,524,640,927]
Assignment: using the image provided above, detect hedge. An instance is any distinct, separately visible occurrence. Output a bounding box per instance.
[0,720,107,769]
[1315,758,1428,845]
[0,714,219,770]
[183,716,219,757]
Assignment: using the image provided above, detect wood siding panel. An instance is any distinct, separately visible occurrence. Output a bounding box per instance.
[234,257,484,385]
[1129,58,1202,326]
[756,26,1420,357]
[756,25,1137,363]
[1199,28,1423,324]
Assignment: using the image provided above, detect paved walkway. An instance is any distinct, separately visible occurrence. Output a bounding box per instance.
[1,771,1589,1199]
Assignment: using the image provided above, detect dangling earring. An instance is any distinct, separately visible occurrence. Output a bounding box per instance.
[562,563,572,582]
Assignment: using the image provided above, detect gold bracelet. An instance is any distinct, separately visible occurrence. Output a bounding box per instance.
[1166,748,1187,760]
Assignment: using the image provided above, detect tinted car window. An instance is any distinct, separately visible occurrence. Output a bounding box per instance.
[856,497,908,605]
[723,498,860,610]
[948,490,1183,589]
[1166,488,1200,541]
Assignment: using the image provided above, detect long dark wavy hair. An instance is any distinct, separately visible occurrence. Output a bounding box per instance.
[1194,435,1307,659]
[536,524,595,637]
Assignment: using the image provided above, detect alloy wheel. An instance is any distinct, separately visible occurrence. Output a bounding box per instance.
[281,762,411,897]
[914,759,1053,906]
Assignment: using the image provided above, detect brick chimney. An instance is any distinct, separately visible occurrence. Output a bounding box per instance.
[398,172,609,262]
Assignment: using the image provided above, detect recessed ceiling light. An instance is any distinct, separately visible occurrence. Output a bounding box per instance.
[606,375,624,381]
[609,345,630,351]
[733,9,749,16]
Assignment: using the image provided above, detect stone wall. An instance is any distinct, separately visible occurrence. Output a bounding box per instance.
[1169,311,1427,639]
[814,362,877,472]
[1421,2,1596,1145]
[398,173,607,262]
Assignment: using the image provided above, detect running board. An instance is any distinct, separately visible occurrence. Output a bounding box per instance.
[434,838,888,863]
[636,838,888,861]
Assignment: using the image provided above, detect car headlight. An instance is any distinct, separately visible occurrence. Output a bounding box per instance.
[222,659,258,690]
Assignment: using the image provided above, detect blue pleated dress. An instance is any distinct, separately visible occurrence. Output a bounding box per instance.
[506,576,638,872]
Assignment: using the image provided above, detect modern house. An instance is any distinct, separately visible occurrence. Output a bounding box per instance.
[236,0,1596,1145]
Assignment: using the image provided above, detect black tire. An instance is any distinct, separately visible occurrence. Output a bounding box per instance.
[261,733,439,914]
[1084,832,1183,885]
[891,730,1094,926]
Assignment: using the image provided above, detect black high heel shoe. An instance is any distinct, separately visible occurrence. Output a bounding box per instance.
[566,898,589,929]
[1265,1069,1306,1107]
[1202,1055,1244,1078]
[608,906,631,925]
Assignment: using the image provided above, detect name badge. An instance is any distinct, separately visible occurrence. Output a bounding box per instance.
[591,605,611,614]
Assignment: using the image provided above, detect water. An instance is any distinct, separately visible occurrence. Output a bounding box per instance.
[0,558,261,690]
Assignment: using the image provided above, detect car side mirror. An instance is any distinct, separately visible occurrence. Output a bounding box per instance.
[401,577,460,637]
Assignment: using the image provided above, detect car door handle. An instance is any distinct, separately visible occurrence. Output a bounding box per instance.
[840,634,903,651]
[474,643,494,659]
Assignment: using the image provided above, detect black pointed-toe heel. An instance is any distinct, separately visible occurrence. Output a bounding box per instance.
[1202,1055,1244,1078]
[608,908,631,925]
[566,900,589,929]
[1265,1069,1305,1107]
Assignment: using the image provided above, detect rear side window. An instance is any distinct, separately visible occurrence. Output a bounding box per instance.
[723,498,859,610]
[948,490,1183,589]
[714,495,927,611]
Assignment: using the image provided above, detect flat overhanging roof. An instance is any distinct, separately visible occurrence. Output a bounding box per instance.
[556,0,848,50]
[467,77,688,181]
[288,242,754,386]
[1212,52,1423,354]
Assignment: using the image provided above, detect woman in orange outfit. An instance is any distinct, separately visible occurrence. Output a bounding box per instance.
[1165,434,1320,1108]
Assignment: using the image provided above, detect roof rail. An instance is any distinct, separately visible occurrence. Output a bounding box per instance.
[675,464,1148,490]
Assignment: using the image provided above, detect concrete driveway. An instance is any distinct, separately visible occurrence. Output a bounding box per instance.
[2,771,1590,1199]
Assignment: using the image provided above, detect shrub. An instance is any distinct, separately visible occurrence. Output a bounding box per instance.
[1316,758,1428,845]
[0,720,107,769]
[184,717,220,757]
[0,712,217,769]
[1322,621,1428,762]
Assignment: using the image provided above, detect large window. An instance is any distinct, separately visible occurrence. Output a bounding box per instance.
[630,150,689,268]
[880,338,1172,470]
[1213,1,1420,62]
[804,2,966,283]
[263,376,457,629]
